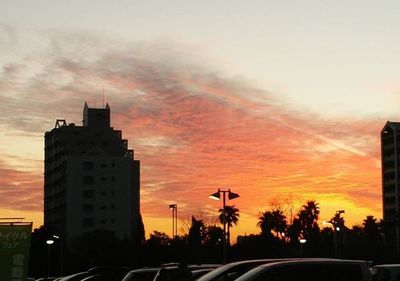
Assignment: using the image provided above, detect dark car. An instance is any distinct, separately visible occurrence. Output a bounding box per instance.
[153,264,221,281]
[196,259,307,281]
[88,266,130,281]
[235,259,373,281]
[122,268,161,281]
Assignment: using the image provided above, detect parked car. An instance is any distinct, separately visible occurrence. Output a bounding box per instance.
[371,264,400,281]
[152,264,221,281]
[88,266,130,281]
[191,269,215,280]
[122,268,161,281]
[234,259,373,281]
[196,259,291,281]
[80,275,102,281]
[57,271,91,281]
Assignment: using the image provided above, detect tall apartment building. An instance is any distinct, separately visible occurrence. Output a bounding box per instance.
[381,121,400,257]
[44,103,141,241]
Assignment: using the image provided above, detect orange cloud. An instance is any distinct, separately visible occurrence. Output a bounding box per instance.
[0,160,43,212]
[0,30,384,238]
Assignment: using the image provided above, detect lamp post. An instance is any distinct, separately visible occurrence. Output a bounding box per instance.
[168,204,178,238]
[209,188,240,264]
[299,238,307,257]
[323,210,345,258]
[46,239,54,277]
[52,235,63,276]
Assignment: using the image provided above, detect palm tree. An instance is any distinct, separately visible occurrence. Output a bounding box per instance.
[362,215,381,242]
[299,201,320,229]
[257,211,274,237]
[257,210,287,238]
[330,212,345,231]
[218,205,239,246]
[298,200,320,241]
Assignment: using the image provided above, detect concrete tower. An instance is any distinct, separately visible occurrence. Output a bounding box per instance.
[44,103,141,242]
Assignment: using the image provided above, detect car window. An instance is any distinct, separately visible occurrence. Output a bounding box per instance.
[380,269,391,281]
[253,263,363,281]
[124,271,158,281]
[396,272,400,281]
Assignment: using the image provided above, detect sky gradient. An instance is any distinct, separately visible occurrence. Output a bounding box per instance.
[1,1,399,239]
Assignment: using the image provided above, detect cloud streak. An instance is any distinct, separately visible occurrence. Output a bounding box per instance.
[0,26,384,236]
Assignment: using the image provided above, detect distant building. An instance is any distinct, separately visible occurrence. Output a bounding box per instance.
[44,103,141,241]
[381,121,400,258]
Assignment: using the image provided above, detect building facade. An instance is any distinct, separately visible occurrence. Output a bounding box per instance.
[44,103,141,241]
[381,121,400,257]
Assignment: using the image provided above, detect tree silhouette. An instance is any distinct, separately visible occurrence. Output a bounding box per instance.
[257,211,274,237]
[330,212,345,231]
[203,226,224,262]
[148,231,171,245]
[287,217,302,246]
[204,225,224,246]
[188,216,205,263]
[257,210,287,238]
[363,216,382,245]
[298,200,320,241]
[218,205,239,246]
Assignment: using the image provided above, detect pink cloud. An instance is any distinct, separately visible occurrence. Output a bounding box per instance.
[0,30,385,234]
[0,160,43,212]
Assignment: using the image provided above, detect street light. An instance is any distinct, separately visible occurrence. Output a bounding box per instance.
[46,239,54,277]
[52,235,63,276]
[208,188,240,263]
[299,238,307,257]
[168,204,178,238]
[324,210,346,258]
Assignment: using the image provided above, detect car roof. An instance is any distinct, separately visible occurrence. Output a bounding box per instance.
[256,259,371,268]
[196,258,295,281]
[373,264,400,268]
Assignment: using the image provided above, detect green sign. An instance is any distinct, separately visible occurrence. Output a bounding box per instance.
[0,223,32,281]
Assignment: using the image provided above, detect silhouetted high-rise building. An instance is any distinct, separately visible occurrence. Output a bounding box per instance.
[381,121,400,258]
[44,103,141,241]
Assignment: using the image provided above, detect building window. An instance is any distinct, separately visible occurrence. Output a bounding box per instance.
[100,163,107,168]
[83,218,94,227]
[83,190,94,199]
[82,176,94,184]
[100,177,107,182]
[83,161,94,170]
[83,204,94,213]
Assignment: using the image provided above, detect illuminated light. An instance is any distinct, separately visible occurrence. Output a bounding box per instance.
[209,190,221,200]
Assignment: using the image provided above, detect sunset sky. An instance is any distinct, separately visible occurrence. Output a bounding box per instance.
[1,1,400,240]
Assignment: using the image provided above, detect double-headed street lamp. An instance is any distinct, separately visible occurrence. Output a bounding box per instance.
[209,188,240,264]
[169,204,178,238]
